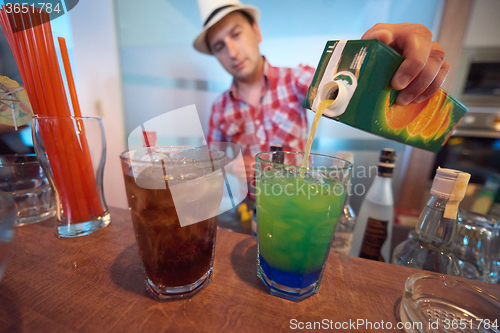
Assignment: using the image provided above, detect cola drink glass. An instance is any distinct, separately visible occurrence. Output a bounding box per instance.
[120,147,225,299]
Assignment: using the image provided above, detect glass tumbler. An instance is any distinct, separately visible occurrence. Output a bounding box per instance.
[0,153,55,226]
[120,146,225,299]
[32,116,110,237]
[255,151,352,301]
[452,211,500,284]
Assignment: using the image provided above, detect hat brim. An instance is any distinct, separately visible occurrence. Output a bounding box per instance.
[193,5,260,55]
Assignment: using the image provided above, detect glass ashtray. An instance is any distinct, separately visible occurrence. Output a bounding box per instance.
[400,273,500,333]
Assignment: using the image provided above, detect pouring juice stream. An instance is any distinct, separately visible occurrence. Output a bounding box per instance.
[300,99,334,176]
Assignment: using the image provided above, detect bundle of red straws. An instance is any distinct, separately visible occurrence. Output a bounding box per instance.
[0,5,103,221]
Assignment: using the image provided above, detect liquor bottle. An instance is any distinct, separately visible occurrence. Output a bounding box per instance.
[331,152,356,255]
[392,168,471,276]
[270,144,284,163]
[350,148,396,262]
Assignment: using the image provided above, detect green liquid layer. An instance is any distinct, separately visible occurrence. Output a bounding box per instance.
[257,172,346,274]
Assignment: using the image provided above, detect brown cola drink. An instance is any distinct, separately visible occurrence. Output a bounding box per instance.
[124,173,217,287]
[120,147,225,299]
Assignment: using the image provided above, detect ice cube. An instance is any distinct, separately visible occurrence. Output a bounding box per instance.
[175,156,196,165]
[314,173,327,185]
[263,168,283,180]
[131,151,174,179]
[169,169,224,227]
[135,166,167,190]
[171,147,211,162]
[163,164,205,182]
[139,152,174,163]
[302,171,327,185]
[302,173,313,182]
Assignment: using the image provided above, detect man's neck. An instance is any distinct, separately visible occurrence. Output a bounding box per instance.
[233,56,265,108]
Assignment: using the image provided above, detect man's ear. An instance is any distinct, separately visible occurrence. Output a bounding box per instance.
[252,22,262,44]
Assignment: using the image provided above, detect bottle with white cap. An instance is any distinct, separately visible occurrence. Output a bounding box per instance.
[331,151,356,255]
[392,168,471,276]
[350,148,396,262]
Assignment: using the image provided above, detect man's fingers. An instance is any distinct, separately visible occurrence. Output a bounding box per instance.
[391,25,433,92]
[396,42,446,105]
[364,23,435,92]
[396,42,449,105]
[361,25,394,45]
[413,60,450,104]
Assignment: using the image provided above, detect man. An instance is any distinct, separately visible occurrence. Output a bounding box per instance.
[193,0,449,179]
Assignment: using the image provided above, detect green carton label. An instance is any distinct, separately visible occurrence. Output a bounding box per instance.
[303,39,468,153]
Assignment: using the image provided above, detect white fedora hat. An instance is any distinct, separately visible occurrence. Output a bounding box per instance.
[193,0,260,55]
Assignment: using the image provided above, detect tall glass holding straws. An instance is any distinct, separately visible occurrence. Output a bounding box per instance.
[32,116,110,237]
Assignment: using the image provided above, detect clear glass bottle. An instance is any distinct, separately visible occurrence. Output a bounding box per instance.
[350,148,395,262]
[331,195,356,255]
[392,168,471,276]
[331,152,356,255]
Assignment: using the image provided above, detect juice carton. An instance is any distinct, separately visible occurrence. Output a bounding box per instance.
[302,39,468,153]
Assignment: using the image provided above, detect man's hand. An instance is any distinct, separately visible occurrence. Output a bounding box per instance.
[362,23,449,106]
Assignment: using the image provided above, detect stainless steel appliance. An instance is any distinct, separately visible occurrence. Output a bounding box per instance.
[453,47,500,108]
[434,45,500,185]
[433,107,500,185]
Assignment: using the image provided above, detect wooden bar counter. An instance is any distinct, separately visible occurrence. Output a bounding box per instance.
[1,207,499,332]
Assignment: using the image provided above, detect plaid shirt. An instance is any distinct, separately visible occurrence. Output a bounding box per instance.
[206,59,315,157]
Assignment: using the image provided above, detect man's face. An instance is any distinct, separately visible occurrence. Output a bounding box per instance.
[206,11,262,82]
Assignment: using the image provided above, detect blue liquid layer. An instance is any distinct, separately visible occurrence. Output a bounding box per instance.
[259,255,322,289]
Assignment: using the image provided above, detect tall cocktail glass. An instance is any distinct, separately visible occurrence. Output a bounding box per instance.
[120,147,225,299]
[255,151,352,301]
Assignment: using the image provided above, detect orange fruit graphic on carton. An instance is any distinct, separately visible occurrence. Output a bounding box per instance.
[406,89,447,136]
[434,115,451,141]
[384,94,426,130]
[420,102,452,139]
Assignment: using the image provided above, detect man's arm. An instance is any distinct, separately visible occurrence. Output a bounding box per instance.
[292,65,316,101]
[362,23,449,106]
